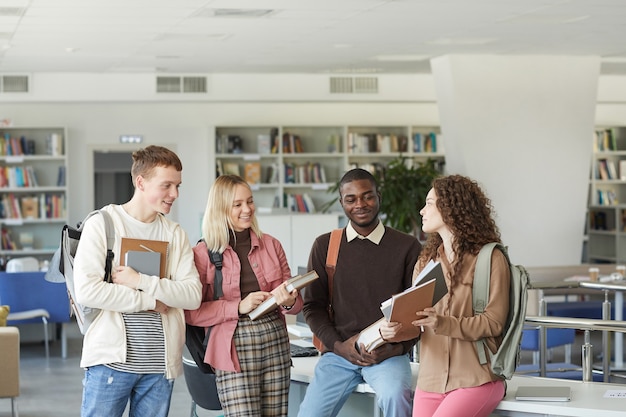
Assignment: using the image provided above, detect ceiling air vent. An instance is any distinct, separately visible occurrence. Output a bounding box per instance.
[156,76,207,93]
[157,76,182,93]
[183,76,207,93]
[354,77,378,94]
[1,75,29,93]
[330,76,378,94]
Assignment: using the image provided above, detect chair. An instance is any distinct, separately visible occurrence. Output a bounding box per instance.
[182,355,222,417]
[515,326,606,381]
[0,272,70,360]
[521,326,575,365]
[0,326,20,417]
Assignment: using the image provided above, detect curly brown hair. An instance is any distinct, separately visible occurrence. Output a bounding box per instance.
[420,175,501,288]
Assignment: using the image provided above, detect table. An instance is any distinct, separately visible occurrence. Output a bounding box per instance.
[289,357,626,417]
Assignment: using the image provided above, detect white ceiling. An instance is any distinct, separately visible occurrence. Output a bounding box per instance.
[1,0,626,75]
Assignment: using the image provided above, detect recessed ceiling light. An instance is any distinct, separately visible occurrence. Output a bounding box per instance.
[373,55,429,62]
[193,8,275,18]
[426,38,496,46]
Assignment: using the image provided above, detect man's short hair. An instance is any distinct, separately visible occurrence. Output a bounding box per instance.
[131,145,182,182]
[339,168,378,193]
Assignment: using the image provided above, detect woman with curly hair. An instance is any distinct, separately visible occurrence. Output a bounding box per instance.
[381,174,510,417]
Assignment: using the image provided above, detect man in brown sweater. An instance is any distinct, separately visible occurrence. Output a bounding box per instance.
[299,168,422,417]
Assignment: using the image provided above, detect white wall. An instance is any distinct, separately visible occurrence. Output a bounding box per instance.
[0,72,625,266]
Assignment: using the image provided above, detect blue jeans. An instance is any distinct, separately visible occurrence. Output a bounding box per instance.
[297,352,413,417]
[81,365,174,417]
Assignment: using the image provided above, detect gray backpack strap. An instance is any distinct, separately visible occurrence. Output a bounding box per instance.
[88,209,115,282]
[473,242,499,365]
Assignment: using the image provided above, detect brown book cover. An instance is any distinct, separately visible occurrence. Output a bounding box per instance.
[388,279,436,327]
[120,237,168,277]
[382,261,446,327]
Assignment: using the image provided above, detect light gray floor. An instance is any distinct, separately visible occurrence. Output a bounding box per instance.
[0,322,222,417]
[2,322,623,417]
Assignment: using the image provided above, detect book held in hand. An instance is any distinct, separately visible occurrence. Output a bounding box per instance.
[120,237,169,278]
[248,270,319,320]
[357,261,447,352]
[125,250,161,277]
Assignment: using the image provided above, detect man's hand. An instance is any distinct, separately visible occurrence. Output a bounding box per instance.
[364,341,404,364]
[112,265,141,289]
[334,334,370,366]
[153,300,169,314]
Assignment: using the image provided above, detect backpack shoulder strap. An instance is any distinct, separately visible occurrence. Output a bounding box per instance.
[79,210,115,282]
[200,239,224,300]
[325,229,343,304]
[473,242,500,365]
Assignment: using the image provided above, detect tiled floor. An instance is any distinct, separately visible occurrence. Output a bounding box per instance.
[0,323,222,417]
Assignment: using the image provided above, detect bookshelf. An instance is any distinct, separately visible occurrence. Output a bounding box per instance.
[214,125,445,214]
[0,126,68,263]
[587,127,626,262]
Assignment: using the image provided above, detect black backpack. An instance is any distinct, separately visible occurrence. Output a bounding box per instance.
[185,249,223,374]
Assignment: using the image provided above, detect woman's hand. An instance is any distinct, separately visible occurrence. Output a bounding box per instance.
[412,307,438,331]
[271,282,298,308]
[379,320,420,343]
[238,291,271,315]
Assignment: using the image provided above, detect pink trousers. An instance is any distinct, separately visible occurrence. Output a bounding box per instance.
[412,380,505,417]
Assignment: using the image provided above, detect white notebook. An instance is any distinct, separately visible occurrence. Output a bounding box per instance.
[515,386,571,402]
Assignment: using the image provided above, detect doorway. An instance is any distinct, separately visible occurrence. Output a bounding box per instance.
[93,151,134,208]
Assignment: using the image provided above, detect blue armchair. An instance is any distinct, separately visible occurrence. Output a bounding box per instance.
[0,271,70,359]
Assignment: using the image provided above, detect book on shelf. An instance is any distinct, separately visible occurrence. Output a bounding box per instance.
[248,270,319,320]
[223,162,240,176]
[357,261,447,352]
[46,133,64,156]
[20,196,38,219]
[257,134,271,154]
[244,162,261,185]
[56,166,66,186]
[620,160,626,181]
[120,237,168,278]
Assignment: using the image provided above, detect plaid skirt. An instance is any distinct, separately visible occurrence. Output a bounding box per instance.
[215,310,291,417]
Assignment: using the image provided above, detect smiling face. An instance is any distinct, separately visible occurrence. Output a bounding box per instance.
[339,178,381,235]
[419,187,446,235]
[137,165,181,215]
[229,184,255,232]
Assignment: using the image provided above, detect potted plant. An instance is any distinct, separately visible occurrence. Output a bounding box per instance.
[376,157,441,236]
[321,156,442,237]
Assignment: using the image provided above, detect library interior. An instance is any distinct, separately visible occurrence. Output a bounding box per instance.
[2,1,626,416]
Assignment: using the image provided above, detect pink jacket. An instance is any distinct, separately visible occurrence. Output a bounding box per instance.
[185,231,303,372]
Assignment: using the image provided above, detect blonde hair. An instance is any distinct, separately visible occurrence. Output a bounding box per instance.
[201,175,262,253]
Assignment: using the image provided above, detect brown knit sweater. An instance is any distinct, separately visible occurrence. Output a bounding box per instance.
[303,226,421,353]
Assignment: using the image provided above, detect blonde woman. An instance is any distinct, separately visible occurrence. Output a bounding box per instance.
[185,175,302,416]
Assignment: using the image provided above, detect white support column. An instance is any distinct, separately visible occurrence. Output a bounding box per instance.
[431,55,600,267]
